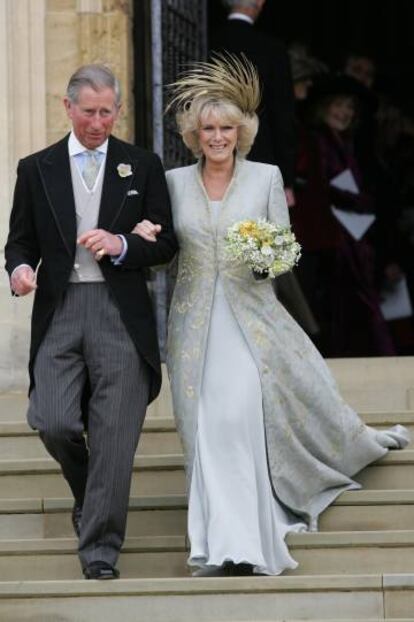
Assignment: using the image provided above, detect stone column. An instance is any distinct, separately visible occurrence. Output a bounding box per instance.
[0,0,47,391]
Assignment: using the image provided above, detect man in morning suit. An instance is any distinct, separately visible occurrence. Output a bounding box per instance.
[211,0,296,207]
[4,65,178,580]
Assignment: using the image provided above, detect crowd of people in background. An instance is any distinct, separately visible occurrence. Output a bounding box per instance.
[289,44,414,357]
[212,0,414,359]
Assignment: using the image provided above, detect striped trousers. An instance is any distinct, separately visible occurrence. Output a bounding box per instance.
[28,283,150,568]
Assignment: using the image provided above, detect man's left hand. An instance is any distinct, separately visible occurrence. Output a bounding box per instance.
[77,229,123,260]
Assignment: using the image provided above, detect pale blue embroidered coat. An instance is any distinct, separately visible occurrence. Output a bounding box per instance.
[166,158,389,526]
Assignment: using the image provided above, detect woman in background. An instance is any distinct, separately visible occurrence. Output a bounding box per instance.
[312,76,396,356]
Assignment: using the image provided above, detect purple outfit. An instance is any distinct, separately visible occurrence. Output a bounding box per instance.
[316,126,395,357]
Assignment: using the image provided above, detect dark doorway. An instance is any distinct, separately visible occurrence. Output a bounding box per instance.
[133,0,208,163]
[133,0,153,150]
[208,0,414,109]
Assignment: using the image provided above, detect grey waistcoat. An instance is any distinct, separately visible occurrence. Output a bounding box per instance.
[69,157,105,283]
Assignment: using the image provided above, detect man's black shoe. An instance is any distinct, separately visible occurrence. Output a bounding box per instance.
[83,561,120,580]
[71,503,82,538]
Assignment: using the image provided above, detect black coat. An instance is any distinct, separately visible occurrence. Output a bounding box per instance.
[211,18,296,186]
[5,134,178,403]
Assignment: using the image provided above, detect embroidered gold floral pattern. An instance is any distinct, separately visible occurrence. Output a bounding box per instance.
[166,160,397,520]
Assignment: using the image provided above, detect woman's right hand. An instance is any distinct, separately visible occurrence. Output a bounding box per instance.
[132,219,162,242]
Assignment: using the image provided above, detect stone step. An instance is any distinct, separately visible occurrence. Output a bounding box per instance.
[0,459,184,499]
[2,357,414,420]
[1,490,414,540]
[0,413,412,464]
[355,450,414,489]
[320,489,414,532]
[0,574,409,622]
[0,393,27,422]
[0,454,184,475]
[0,366,174,422]
[0,450,413,500]
[0,417,176,436]
[1,531,414,581]
[0,535,189,581]
[0,424,180,459]
[286,530,414,576]
[1,411,413,435]
[0,495,187,539]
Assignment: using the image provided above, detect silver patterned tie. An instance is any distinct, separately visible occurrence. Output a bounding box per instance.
[82,150,100,190]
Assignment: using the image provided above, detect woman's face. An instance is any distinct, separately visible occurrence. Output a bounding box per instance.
[324,97,356,132]
[198,111,238,165]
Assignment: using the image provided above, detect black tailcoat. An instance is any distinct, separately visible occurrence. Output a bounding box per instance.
[5,134,178,403]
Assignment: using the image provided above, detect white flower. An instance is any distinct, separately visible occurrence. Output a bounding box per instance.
[225,219,301,278]
[117,163,133,178]
[261,245,274,257]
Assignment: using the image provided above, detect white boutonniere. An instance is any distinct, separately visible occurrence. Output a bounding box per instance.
[117,163,133,178]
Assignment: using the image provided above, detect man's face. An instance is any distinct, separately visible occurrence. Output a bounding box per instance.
[64,86,120,149]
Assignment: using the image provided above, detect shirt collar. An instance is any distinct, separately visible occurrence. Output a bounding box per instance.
[228,12,254,25]
[68,131,109,156]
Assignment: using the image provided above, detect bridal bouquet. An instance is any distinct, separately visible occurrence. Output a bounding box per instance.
[225,219,301,278]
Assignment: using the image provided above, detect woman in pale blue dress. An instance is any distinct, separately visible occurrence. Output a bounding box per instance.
[133,55,409,576]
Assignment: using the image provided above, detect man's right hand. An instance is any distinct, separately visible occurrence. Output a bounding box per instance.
[11,266,37,296]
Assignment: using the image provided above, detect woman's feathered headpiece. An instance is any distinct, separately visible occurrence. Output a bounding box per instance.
[166,52,261,116]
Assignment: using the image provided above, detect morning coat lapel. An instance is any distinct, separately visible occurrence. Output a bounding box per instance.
[37,135,77,257]
[98,135,136,230]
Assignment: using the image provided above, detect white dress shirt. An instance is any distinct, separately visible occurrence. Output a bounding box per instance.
[228,12,254,25]
[69,131,107,192]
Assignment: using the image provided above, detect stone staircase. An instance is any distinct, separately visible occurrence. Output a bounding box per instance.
[0,358,414,621]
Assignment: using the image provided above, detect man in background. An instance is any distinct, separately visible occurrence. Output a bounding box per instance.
[211,0,296,206]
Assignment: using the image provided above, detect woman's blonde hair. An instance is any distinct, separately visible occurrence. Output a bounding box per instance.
[166,53,261,159]
[176,96,259,158]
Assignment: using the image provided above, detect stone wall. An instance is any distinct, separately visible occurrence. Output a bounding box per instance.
[0,0,134,391]
[46,0,134,146]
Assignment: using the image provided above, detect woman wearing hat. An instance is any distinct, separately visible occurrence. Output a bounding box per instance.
[133,55,408,576]
[312,75,396,356]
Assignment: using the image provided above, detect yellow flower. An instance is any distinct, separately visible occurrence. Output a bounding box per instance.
[239,220,259,238]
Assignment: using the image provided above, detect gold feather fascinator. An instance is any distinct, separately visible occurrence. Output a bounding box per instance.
[166,52,261,116]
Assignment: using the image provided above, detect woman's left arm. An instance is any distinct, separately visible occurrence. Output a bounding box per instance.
[268,166,291,228]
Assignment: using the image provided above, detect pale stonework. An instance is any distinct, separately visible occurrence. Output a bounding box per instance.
[0,0,134,390]
[47,0,134,145]
[0,0,47,391]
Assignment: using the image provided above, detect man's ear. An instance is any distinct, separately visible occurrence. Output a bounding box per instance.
[63,97,73,119]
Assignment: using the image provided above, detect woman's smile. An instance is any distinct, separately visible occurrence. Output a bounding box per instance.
[199,112,238,163]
